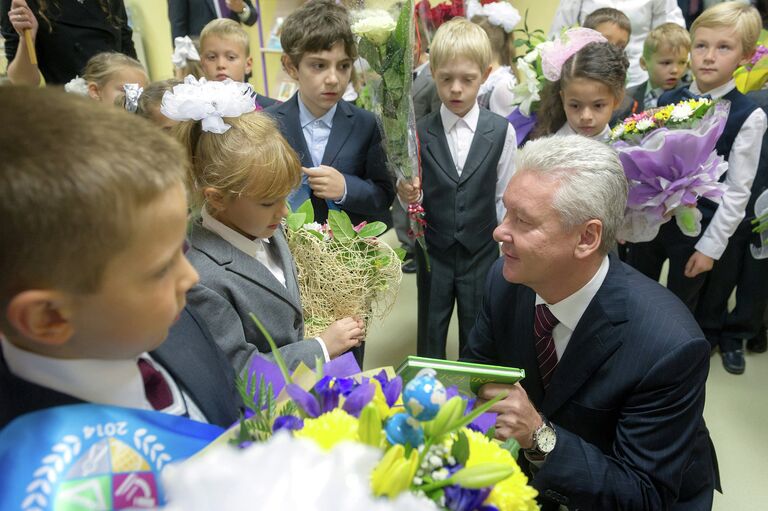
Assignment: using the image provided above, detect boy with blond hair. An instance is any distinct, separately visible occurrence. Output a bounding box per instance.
[199,18,276,108]
[0,87,240,428]
[627,2,768,374]
[398,18,516,359]
[613,23,691,123]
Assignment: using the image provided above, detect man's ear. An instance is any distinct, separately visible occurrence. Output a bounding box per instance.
[281,54,299,80]
[87,82,101,101]
[203,187,226,213]
[5,290,75,346]
[574,219,603,259]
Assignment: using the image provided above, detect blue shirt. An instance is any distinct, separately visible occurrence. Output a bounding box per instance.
[298,95,337,167]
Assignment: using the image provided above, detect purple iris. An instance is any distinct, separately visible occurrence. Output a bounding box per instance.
[285,376,374,418]
[444,484,496,511]
[272,415,304,433]
[341,381,375,417]
[373,370,403,408]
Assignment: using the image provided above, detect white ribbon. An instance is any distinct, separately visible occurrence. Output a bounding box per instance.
[172,36,201,69]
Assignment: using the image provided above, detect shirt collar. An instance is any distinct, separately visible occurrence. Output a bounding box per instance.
[645,81,664,99]
[414,61,430,77]
[298,93,337,129]
[1,338,150,409]
[535,256,610,332]
[557,123,612,142]
[440,102,480,134]
[690,79,736,99]
[201,207,270,260]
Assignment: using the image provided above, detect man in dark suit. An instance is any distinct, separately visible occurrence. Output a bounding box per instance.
[169,0,258,40]
[462,135,719,510]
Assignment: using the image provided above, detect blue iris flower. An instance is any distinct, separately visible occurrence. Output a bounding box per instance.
[373,370,403,408]
[285,376,375,418]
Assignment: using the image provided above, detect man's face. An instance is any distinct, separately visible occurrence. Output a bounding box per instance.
[494,170,582,291]
[433,56,490,117]
[690,26,748,93]
[285,41,352,118]
[642,46,689,90]
[201,35,253,82]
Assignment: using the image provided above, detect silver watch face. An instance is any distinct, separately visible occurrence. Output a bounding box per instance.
[536,425,557,453]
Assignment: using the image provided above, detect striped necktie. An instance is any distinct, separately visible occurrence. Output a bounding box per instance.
[534,304,559,390]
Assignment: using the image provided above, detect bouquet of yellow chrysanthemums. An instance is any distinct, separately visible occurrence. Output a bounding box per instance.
[163,326,539,511]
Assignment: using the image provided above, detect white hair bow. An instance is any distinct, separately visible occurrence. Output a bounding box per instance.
[64,76,89,96]
[466,0,521,33]
[172,36,201,69]
[123,83,143,113]
[160,76,255,134]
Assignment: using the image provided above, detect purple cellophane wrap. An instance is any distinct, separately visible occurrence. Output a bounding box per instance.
[506,108,537,146]
[613,101,731,242]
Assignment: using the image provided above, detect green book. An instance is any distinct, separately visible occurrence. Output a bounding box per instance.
[395,356,525,397]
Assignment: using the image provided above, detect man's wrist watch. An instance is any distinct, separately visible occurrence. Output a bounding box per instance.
[525,417,557,459]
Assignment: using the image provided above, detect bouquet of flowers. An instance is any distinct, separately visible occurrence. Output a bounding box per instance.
[735,30,768,93]
[163,328,539,511]
[350,0,427,252]
[284,200,403,337]
[751,190,768,259]
[610,98,730,242]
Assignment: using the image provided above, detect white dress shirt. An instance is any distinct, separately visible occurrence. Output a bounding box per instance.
[200,209,330,361]
[549,0,686,88]
[439,102,517,222]
[0,339,207,422]
[535,256,611,359]
[556,122,612,143]
[688,79,768,260]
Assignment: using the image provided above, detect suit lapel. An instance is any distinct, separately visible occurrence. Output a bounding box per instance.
[459,111,494,184]
[425,114,459,182]
[277,94,313,168]
[541,257,628,417]
[321,101,355,166]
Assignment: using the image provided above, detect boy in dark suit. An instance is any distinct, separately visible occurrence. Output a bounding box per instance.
[398,18,516,359]
[612,22,690,124]
[265,0,395,227]
[0,87,240,430]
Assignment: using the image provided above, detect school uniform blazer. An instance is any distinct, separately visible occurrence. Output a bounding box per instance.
[462,254,719,510]
[168,0,258,40]
[0,307,241,430]
[185,220,324,375]
[265,93,395,226]
[412,67,442,121]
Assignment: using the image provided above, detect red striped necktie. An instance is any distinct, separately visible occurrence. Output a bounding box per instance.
[138,358,173,410]
[534,304,559,390]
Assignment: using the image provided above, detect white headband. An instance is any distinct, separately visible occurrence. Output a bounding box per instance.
[466,0,521,33]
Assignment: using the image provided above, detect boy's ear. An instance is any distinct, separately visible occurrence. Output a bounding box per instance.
[574,219,603,259]
[739,48,755,68]
[245,55,253,77]
[203,187,226,213]
[639,56,647,71]
[481,65,492,83]
[87,82,101,101]
[6,290,75,346]
[281,54,299,81]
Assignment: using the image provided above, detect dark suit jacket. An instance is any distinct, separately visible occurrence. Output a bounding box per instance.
[0,307,241,430]
[462,255,718,510]
[611,80,647,127]
[0,0,136,85]
[413,67,441,121]
[168,0,258,40]
[265,93,395,226]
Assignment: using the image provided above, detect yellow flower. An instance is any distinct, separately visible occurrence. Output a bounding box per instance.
[371,444,419,498]
[294,409,359,450]
[369,378,403,419]
[464,429,539,511]
[624,120,637,133]
[654,109,671,121]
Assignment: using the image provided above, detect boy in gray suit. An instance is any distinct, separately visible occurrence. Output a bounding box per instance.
[398,19,516,359]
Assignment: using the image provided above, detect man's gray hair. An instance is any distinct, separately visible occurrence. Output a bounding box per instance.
[516,135,628,254]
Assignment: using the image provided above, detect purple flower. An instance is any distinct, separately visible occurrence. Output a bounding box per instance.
[341,381,375,417]
[444,484,494,511]
[272,415,304,433]
[286,384,321,418]
[373,370,402,408]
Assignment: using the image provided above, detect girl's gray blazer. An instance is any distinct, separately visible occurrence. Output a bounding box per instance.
[185,220,324,375]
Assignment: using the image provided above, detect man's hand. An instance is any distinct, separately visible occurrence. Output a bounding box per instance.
[303,166,346,201]
[684,251,714,278]
[477,383,542,448]
[225,0,246,14]
[8,0,38,39]
[397,176,421,204]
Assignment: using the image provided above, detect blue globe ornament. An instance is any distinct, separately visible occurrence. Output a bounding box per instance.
[403,369,447,421]
[385,412,425,446]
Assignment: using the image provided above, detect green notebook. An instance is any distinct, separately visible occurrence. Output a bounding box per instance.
[396,356,525,397]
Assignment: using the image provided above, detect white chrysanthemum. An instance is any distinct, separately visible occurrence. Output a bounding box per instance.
[511,60,540,116]
[636,118,655,131]
[162,433,439,511]
[64,76,89,96]
[611,123,626,139]
[670,102,694,122]
[351,9,397,45]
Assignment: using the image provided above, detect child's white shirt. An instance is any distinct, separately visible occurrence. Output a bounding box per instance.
[556,122,612,143]
[690,79,768,260]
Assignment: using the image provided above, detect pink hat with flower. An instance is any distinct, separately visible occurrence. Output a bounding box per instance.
[540,27,608,81]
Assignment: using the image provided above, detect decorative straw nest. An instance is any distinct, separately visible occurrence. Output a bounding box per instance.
[285,227,403,337]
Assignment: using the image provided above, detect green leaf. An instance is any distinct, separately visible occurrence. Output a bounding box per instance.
[305,229,325,241]
[357,221,387,238]
[393,247,407,262]
[514,38,527,48]
[451,463,516,488]
[327,209,356,241]
[296,200,315,224]
[501,437,521,459]
[286,212,306,232]
[451,431,470,466]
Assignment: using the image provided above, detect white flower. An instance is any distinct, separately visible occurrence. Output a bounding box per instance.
[303,222,323,232]
[670,102,695,122]
[351,9,397,45]
[636,118,655,131]
[64,76,89,96]
[161,76,255,134]
[162,433,439,511]
[611,123,626,139]
[510,60,540,116]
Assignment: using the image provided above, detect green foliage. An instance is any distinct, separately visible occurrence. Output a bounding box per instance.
[232,374,278,443]
[501,438,521,459]
[451,431,470,466]
[357,221,387,238]
[297,200,314,224]
[286,212,306,232]
[328,209,357,241]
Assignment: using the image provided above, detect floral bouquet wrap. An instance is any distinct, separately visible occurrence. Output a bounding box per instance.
[350,0,427,251]
[610,98,730,243]
[162,335,539,511]
[284,200,403,337]
[751,190,768,259]
[734,30,768,93]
